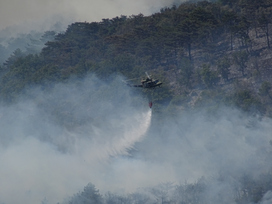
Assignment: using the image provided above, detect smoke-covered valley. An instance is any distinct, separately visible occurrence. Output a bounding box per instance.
[0,74,271,204]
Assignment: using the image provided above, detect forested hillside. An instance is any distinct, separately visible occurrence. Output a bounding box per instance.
[2,0,272,115]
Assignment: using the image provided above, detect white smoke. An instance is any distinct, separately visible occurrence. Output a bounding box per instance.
[0,75,272,204]
[0,75,152,204]
[0,0,186,33]
[260,191,272,204]
[135,107,272,181]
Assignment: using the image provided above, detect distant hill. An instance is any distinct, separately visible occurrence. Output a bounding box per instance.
[1,0,272,116]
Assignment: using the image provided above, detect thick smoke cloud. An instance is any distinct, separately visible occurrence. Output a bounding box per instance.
[261,191,272,204]
[0,0,185,32]
[0,74,272,204]
[134,108,272,188]
[0,75,152,204]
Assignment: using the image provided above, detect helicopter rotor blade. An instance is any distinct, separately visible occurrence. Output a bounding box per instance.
[145,72,151,79]
[123,77,141,82]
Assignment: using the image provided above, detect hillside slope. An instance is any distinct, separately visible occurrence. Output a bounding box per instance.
[1,0,272,116]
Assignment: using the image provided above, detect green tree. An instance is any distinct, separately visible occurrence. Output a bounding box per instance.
[217,56,231,82]
[235,16,251,51]
[221,11,239,50]
[114,53,135,74]
[178,18,198,61]
[200,64,218,88]
[232,50,248,76]
[178,57,193,87]
[232,90,261,111]
[4,48,25,68]
[68,183,103,204]
[259,81,271,96]
[258,12,271,48]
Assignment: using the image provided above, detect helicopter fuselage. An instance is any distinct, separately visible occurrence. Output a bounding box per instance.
[142,79,162,88]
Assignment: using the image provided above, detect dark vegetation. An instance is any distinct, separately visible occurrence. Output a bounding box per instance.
[1,1,272,114]
[2,0,272,117]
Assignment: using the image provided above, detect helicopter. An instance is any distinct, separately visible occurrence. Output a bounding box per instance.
[123,72,162,108]
[124,72,162,89]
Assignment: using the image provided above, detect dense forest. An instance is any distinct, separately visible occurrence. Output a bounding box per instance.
[1,1,272,203]
[2,0,272,116]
